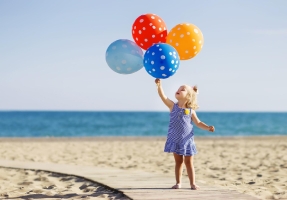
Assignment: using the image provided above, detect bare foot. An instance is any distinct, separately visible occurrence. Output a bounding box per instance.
[171,184,181,189]
[191,184,200,190]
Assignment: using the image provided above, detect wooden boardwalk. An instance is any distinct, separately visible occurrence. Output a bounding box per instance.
[0,160,258,200]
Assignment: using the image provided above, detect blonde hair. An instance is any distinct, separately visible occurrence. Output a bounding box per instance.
[185,85,199,110]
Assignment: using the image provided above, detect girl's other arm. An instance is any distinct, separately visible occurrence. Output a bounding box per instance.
[191,110,215,132]
[155,79,174,111]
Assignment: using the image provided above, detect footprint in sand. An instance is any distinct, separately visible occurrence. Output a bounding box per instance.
[18,181,33,186]
[34,176,48,181]
[43,184,56,189]
[27,189,45,194]
[83,187,96,193]
[60,177,74,181]
[0,193,9,198]
[79,183,88,190]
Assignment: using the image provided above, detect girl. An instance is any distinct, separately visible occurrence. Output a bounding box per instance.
[155,78,215,190]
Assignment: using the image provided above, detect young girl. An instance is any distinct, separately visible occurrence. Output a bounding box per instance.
[155,78,215,190]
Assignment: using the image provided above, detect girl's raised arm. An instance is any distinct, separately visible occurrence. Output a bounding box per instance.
[155,79,174,111]
[191,110,215,132]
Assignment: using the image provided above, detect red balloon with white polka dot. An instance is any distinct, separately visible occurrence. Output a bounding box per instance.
[132,13,167,50]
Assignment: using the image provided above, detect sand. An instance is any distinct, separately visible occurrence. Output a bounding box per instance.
[0,136,286,200]
[0,167,129,200]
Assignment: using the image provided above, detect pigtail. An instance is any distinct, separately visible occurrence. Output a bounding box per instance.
[185,85,199,110]
[193,85,198,94]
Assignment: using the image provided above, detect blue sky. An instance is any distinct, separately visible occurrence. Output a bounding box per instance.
[1,0,287,111]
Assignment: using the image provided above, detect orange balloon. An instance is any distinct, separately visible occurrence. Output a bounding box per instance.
[166,23,204,60]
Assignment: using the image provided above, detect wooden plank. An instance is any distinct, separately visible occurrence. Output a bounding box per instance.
[0,160,259,200]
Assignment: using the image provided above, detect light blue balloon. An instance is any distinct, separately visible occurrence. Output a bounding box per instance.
[105,39,144,74]
[143,43,180,79]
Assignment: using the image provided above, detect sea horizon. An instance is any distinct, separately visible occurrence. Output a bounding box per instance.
[1,110,287,113]
[0,111,286,138]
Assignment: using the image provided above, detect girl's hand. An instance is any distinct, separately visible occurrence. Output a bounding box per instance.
[155,78,161,86]
[208,126,215,132]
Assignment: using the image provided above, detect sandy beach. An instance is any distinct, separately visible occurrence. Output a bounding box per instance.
[0,136,286,200]
[0,167,129,200]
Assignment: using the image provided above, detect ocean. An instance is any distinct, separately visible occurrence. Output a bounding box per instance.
[0,111,286,137]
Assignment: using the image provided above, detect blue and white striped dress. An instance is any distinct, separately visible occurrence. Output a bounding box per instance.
[164,103,198,156]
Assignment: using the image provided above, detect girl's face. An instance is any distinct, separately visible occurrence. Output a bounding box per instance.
[175,85,191,100]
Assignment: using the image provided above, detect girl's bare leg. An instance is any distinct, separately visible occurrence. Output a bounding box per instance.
[172,153,184,189]
[184,156,200,190]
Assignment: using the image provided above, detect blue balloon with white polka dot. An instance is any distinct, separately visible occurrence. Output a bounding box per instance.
[105,39,144,74]
[143,43,180,79]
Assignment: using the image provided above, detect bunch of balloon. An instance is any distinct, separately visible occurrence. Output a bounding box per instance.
[131,13,180,79]
[105,13,172,76]
[105,13,204,79]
